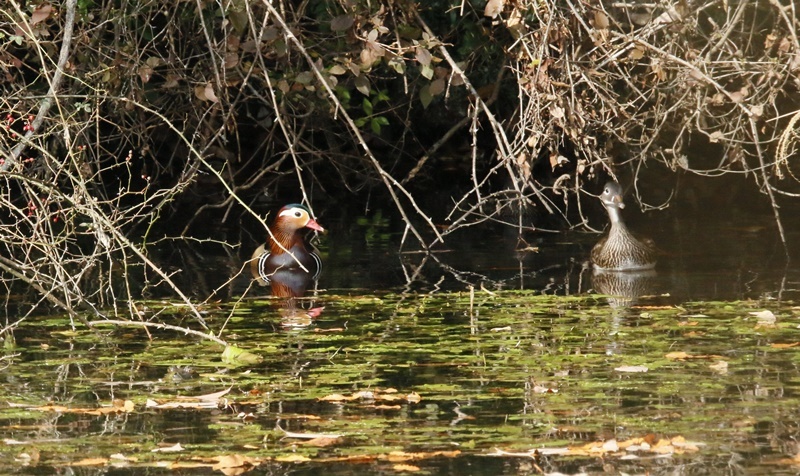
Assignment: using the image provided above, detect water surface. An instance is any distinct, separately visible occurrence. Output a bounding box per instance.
[3,199,800,475]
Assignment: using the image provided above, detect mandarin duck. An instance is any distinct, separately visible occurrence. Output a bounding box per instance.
[250,204,324,285]
[591,181,657,271]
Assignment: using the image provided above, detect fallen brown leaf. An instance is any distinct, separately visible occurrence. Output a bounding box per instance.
[71,458,108,466]
[319,393,350,402]
[212,454,259,470]
[771,342,800,349]
[300,436,342,447]
[406,392,422,403]
[393,463,421,472]
[666,352,724,361]
[384,450,461,462]
[275,454,311,462]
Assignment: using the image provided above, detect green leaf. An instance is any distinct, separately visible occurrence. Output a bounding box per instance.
[387,56,405,75]
[354,117,367,128]
[419,85,433,109]
[374,90,390,103]
[221,346,262,365]
[295,71,314,85]
[355,74,370,96]
[370,118,382,134]
[335,85,351,102]
[362,98,373,116]
[329,64,347,75]
[374,116,389,126]
[420,63,434,80]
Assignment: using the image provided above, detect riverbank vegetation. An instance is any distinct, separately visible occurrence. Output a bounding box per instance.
[0,0,799,319]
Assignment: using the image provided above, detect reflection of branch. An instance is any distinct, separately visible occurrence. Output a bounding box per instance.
[88,320,228,347]
[4,0,78,171]
[0,255,90,326]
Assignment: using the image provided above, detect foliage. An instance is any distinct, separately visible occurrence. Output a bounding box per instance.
[0,0,799,320]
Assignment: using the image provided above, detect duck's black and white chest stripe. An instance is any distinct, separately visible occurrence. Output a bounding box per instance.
[256,249,322,283]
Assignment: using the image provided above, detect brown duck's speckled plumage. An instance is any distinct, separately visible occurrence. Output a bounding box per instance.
[591,182,656,271]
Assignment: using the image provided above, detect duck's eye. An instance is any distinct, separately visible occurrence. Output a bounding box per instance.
[294,210,303,218]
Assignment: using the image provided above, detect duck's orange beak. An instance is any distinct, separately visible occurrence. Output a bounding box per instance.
[306,218,325,233]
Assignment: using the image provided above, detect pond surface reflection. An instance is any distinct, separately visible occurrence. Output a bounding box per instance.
[3,202,800,475]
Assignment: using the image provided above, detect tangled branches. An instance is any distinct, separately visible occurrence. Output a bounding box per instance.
[0,0,798,324]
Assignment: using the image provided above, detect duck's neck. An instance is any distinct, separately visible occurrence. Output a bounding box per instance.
[269,228,304,255]
[606,206,627,230]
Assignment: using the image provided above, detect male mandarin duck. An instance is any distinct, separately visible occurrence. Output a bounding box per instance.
[591,181,657,271]
[250,204,324,285]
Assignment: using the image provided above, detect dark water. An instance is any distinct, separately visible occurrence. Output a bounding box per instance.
[5,189,800,474]
[276,195,800,303]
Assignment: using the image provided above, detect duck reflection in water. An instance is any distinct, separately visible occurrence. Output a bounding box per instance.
[591,181,657,307]
[250,204,325,326]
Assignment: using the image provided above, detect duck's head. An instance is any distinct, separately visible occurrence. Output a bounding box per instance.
[599,181,625,210]
[273,204,325,233]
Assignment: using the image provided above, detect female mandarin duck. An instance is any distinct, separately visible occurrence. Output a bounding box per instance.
[591,181,657,271]
[251,204,324,285]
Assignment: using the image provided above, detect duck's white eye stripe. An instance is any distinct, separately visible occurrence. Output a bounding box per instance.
[279,208,305,218]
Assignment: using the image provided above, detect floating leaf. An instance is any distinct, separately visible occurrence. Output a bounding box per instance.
[615,365,648,373]
[151,442,184,453]
[393,463,421,472]
[771,342,800,349]
[211,454,259,470]
[138,64,153,83]
[300,436,342,447]
[275,454,310,462]
[295,71,314,85]
[749,310,776,323]
[71,458,108,466]
[709,360,729,374]
[221,345,262,364]
[224,52,239,69]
